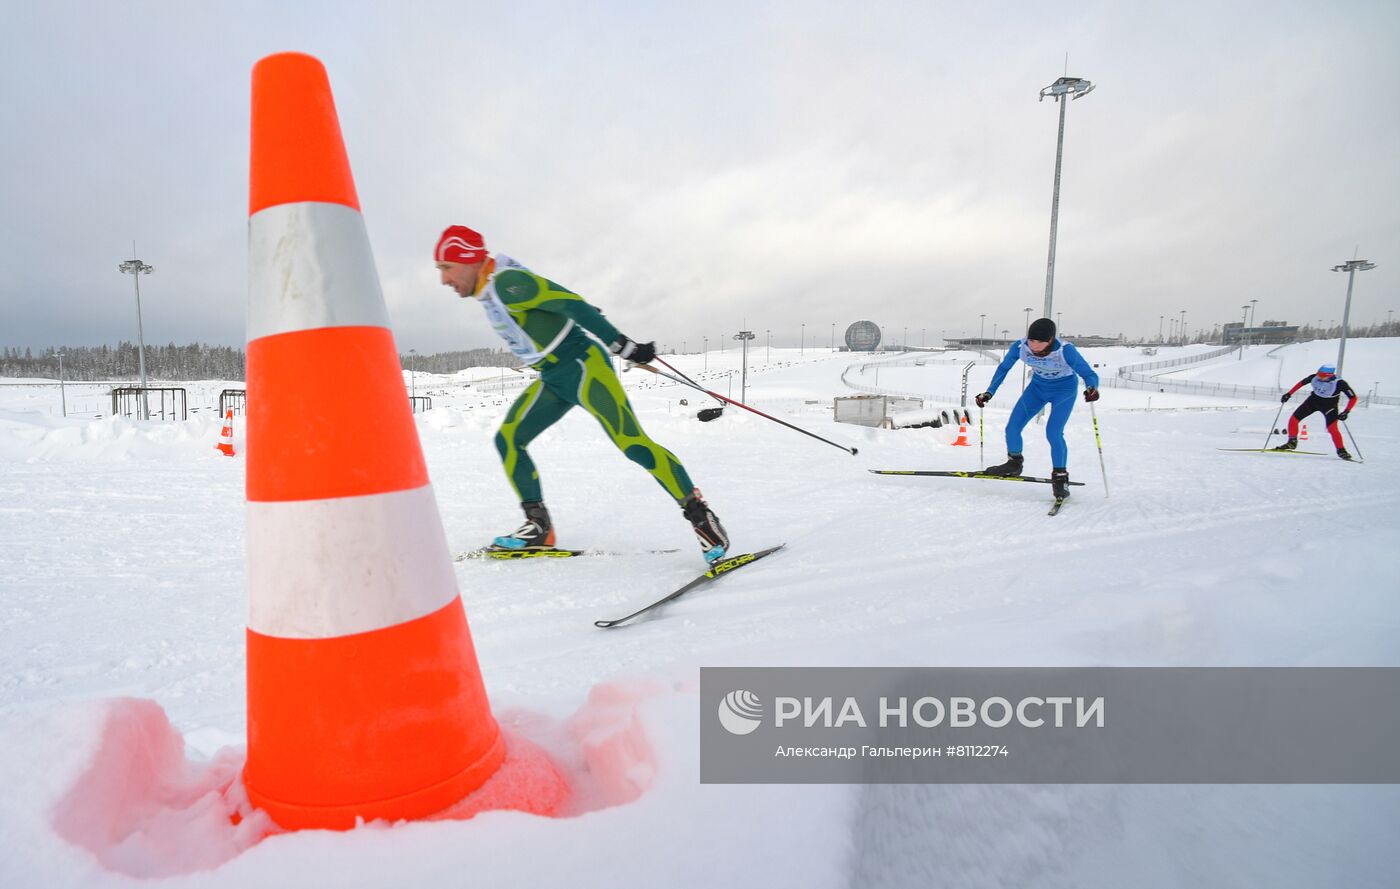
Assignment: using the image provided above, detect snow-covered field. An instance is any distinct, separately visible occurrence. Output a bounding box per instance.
[3,341,1398,888]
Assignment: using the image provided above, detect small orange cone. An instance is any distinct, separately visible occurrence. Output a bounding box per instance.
[1300,423,1309,441]
[215,409,236,456]
[243,52,511,831]
[951,413,971,447]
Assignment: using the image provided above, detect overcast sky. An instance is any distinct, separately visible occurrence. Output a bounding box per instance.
[2,0,1397,355]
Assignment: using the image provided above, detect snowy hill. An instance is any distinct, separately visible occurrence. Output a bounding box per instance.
[2,340,1398,887]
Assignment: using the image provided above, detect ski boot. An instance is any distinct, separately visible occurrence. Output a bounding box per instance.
[1051,468,1071,500]
[1271,439,1298,451]
[983,453,1024,477]
[491,500,555,551]
[1337,447,1353,461]
[682,489,729,565]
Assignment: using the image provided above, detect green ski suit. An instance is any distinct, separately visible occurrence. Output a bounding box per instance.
[473,254,693,504]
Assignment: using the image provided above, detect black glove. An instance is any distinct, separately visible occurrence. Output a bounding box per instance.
[610,337,656,365]
[1280,392,1291,403]
[1338,410,1350,422]
[1083,387,1100,403]
[974,392,992,408]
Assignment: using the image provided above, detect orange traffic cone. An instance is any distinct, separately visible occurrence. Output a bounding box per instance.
[215,409,236,456]
[243,53,508,830]
[1300,423,1309,441]
[951,413,971,447]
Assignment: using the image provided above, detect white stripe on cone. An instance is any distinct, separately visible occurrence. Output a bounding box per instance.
[247,484,460,638]
[247,202,391,341]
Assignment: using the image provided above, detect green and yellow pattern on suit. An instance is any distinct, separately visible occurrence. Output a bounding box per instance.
[477,255,694,503]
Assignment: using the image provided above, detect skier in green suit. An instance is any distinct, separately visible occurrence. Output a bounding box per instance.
[434,225,728,563]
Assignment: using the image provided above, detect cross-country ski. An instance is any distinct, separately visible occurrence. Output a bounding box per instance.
[870,469,1086,485]
[456,547,680,561]
[594,544,787,628]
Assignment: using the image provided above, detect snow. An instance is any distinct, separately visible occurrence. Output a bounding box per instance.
[2,340,1399,887]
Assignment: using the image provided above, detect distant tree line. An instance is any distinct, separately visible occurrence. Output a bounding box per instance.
[400,349,521,375]
[1,343,520,380]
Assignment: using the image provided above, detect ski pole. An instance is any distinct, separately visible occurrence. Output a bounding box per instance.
[1338,417,1360,459]
[1261,400,1287,451]
[1090,401,1109,498]
[978,405,984,466]
[639,358,859,456]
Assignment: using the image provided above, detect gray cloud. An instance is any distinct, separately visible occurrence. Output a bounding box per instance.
[2,0,1396,356]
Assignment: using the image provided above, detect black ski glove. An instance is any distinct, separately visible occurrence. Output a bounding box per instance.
[974,392,992,408]
[1280,392,1291,403]
[1083,387,1100,403]
[1338,410,1350,422]
[611,336,656,365]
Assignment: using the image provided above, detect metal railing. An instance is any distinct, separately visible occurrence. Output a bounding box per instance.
[110,386,188,420]
[219,389,247,417]
[1115,344,1238,376]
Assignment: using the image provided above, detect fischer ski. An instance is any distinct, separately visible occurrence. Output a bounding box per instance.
[594,544,786,628]
[456,547,679,562]
[869,470,1085,486]
[1216,448,1330,456]
[1048,497,1067,516]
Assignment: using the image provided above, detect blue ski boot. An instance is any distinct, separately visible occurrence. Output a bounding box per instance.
[682,489,729,565]
[492,500,555,551]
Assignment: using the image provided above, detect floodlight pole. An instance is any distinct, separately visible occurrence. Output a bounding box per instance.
[1332,259,1376,376]
[1039,75,1094,321]
[58,351,67,417]
[1022,306,1033,392]
[118,257,154,420]
[409,349,417,399]
[735,330,756,401]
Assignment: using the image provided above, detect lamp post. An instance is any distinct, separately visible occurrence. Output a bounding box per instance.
[801,322,806,355]
[979,314,986,347]
[1239,305,1249,360]
[57,350,67,417]
[703,336,709,370]
[830,322,835,351]
[1039,74,1095,321]
[408,349,417,399]
[1179,310,1187,345]
[903,326,908,351]
[921,328,926,349]
[118,256,154,420]
[1159,315,1164,343]
[766,329,771,364]
[734,330,756,401]
[1332,258,1377,376]
[1022,306,1033,392]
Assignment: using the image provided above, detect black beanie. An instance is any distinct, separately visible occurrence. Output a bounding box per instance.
[1027,317,1056,341]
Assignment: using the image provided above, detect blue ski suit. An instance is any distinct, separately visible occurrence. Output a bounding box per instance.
[985,340,1099,468]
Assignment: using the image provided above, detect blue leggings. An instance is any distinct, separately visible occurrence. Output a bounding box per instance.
[1005,378,1078,468]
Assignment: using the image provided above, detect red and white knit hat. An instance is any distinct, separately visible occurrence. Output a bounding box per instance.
[434,225,487,264]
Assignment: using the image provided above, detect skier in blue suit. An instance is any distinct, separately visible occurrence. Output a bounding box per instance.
[974,317,1100,499]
